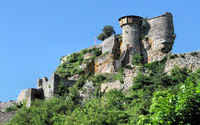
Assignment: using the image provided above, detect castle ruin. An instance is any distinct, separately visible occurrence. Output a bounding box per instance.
[16,12,178,105]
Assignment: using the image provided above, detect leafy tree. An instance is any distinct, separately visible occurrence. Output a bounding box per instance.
[97,25,115,41]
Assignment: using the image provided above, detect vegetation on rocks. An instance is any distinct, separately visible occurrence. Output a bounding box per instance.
[56,48,102,78]
[8,56,200,124]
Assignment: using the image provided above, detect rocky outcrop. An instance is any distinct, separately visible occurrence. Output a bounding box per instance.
[94,53,116,73]
[101,67,140,92]
[81,80,97,99]
[165,51,200,73]
[141,12,175,63]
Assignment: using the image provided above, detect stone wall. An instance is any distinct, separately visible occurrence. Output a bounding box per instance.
[37,73,76,98]
[17,88,44,107]
[0,101,15,112]
[101,35,118,54]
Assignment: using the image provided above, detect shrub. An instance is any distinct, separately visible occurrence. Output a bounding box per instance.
[191,52,199,57]
[94,48,102,56]
[113,68,124,83]
[117,35,122,40]
[55,82,69,98]
[6,106,18,112]
[169,54,178,59]
[169,66,191,85]
[132,54,143,65]
[8,98,74,125]
[144,56,167,74]
[92,74,107,84]
[180,54,185,58]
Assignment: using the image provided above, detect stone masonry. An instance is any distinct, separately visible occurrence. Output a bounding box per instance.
[17,73,76,106]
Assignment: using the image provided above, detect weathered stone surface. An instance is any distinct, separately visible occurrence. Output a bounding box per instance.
[80,80,97,99]
[94,54,115,73]
[123,67,140,91]
[101,67,140,92]
[101,80,122,92]
[37,73,76,98]
[101,35,118,54]
[0,101,15,112]
[83,52,95,60]
[0,111,16,125]
[17,88,44,107]
[80,59,95,74]
[141,12,175,63]
[165,51,200,73]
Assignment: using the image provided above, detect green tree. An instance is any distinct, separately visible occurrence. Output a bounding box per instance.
[97,25,115,41]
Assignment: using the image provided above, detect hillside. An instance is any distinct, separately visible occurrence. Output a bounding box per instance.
[1,12,200,124]
[5,55,200,125]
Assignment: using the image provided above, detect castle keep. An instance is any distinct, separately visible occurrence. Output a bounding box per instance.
[17,12,178,105]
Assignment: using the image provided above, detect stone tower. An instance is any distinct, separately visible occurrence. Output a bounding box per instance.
[118,15,143,63]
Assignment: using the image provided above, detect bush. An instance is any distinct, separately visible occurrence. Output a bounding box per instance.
[94,48,102,57]
[55,82,69,98]
[132,54,143,65]
[113,68,124,83]
[92,74,107,84]
[8,98,74,125]
[6,106,18,112]
[191,52,199,57]
[169,54,178,59]
[138,81,200,125]
[180,54,185,58]
[170,66,191,85]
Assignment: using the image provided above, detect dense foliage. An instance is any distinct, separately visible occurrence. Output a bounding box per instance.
[8,56,200,124]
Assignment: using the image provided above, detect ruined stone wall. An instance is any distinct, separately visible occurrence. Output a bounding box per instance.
[17,88,44,107]
[101,35,118,54]
[37,73,75,98]
[0,101,15,112]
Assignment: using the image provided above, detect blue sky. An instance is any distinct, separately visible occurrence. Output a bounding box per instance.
[0,0,200,102]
